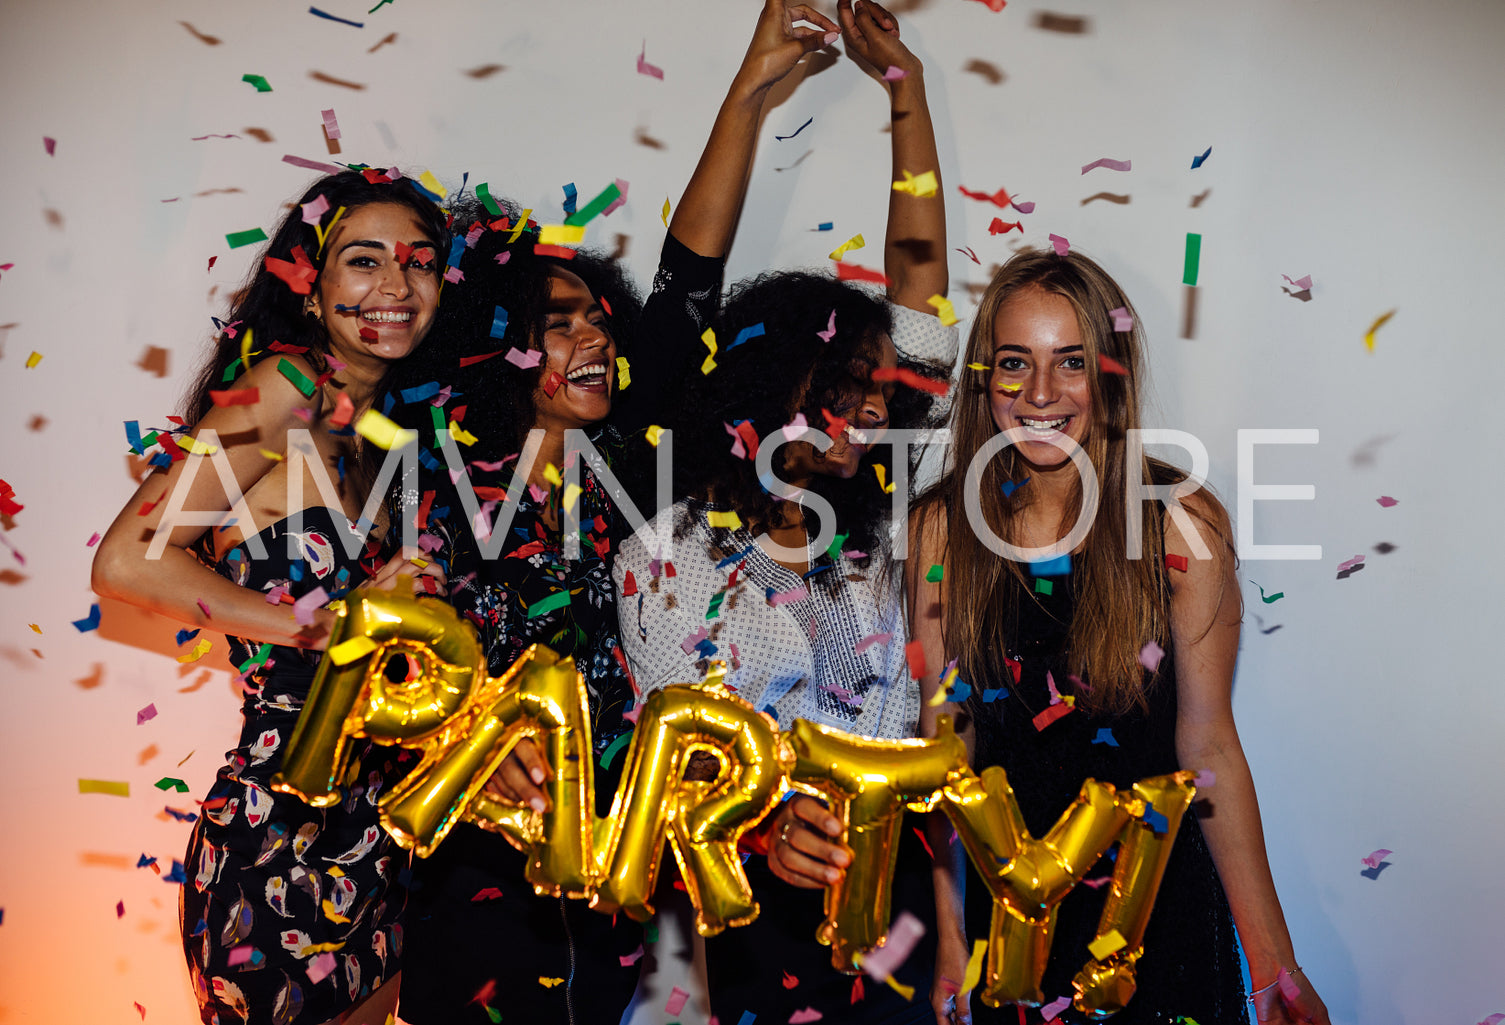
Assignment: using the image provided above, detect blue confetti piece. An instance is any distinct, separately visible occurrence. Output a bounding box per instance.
[336,455,346,483]
[693,638,718,659]
[446,235,466,267]
[308,5,364,28]
[562,182,577,215]
[775,116,813,141]
[71,603,101,633]
[1030,553,1071,577]
[382,391,396,416]
[125,420,145,455]
[982,687,1008,702]
[1190,146,1212,170]
[716,544,756,569]
[136,854,157,869]
[399,381,443,404]
[417,448,440,471]
[761,704,780,725]
[737,1012,757,1025]
[176,628,200,647]
[1359,862,1391,880]
[490,305,509,340]
[290,562,305,582]
[1001,477,1030,498]
[815,222,833,231]
[164,806,199,824]
[727,323,766,351]
[948,678,972,702]
[1091,727,1119,748]
[1141,806,1169,834]
[334,303,361,312]
[148,451,173,469]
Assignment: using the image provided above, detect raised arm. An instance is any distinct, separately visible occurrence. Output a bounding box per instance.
[1167,495,1331,1025]
[669,0,839,258]
[838,0,947,312]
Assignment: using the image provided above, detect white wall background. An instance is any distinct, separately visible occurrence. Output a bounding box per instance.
[2,1,1502,1023]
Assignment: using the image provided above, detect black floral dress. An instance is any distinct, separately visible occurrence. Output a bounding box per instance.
[181,508,413,1025]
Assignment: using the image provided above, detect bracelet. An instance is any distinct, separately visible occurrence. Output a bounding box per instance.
[1248,966,1303,1001]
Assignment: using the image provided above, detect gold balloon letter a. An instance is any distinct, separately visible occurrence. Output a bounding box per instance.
[787,715,968,972]
[594,668,787,937]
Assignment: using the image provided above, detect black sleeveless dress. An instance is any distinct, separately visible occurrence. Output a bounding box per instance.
[181,508,413,1025]
[965,571,1245,1024]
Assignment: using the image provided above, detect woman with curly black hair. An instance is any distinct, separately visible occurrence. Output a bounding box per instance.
[613,2,959,1022]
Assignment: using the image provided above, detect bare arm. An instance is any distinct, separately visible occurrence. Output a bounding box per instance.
[1168,495,1330,1025]
[669,0,839,258]
[838,0,948,312]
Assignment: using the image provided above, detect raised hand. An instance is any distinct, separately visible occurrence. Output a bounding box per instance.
[733,0,841,97]
[838,0,921,78]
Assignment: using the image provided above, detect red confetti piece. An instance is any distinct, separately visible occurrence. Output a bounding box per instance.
[265,245,317,295]
[1032,702,1073,731]
[968,0,1007,10]
[359,326,378,342]
[1098,355,1129,376]
[783,971,800,989]
[834,261,890,286]
[117,900,125,918]
[542,372,565,397]
[904,640,927,680]
[820,408,849,439]
[988,217,1023,235]
[1164,553,1189,572]
[871,366,949,396]
[209,388,261,407]
[459,349,505,367]
[621,570,638,597]
[956,246,981,264]
[533,243,577,259]
[959,184,1013,206]
[470,887,503,901]
[207,255,217,272]
[912,826,934,860]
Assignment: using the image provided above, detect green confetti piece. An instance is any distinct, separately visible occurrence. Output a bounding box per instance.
[925,564,944,583]
[600,731,632,770]
[1034,577,1054,595]
[706,591,725,620]
[226,227,269,249]
[277,358,316,398]
[241,73,273,93]
[563,182,623,227]
[477,182,504,218]
[825,531,849,560]
[484,1007,501,1024]
[430,404,446,445]
[527,589,572,620]
[1182,233,1202,287]
[237,643,273,674]
[154,777,190,793]
[220,361,243,383]
[644,922,659,943]
[1254,582,1284,604]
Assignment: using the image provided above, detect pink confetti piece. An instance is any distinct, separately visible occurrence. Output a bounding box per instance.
[665,986,690,1016]
[602,178,631,217]
[1080,875,1112,889]
[637,41,665,80]
[622,705,642,724]
[196,599,212,620]
[781,412,810,442]
[1277,967,1301,1001]
[527,483,549,503]
[282,154,345,175]
[1192,768,1216,788]
[43,136,56,155]
[882,65,908,81]
[1012,198,1035,213]
[1376,495,1398,507]
[227,945,255,966]
[1049,233,1070,256]
[1041,996,1072,1020]
[190,133,242,141]
[1108,306,1133,332]
[1476,1015,1504,1025]
[1081,157,1132,174]
[1337,554,1366,573]
[1362,848,1393,869]
[86,532,101,547]
[769,585,808,607]
[855,633,893,654]
[861,911,926,980]
[620,945,645,967]
[494,250,512,265]
[306,951,337,984]
[504,347,543,369]
[301,194,331,226]
[1138,640,1164,672]
[817,309,837,343]
[137,703,158,725]
[293,586,329,626]
[790,1010,824,1023]
[117,900,126,917]
[1281,273,1313,291]
[444,266,464,284]
[681,626,710,654]
[265,584,290,605]
[320,109,341,140]
[820,682,864,708]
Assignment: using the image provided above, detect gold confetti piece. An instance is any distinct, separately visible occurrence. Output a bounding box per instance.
[645,425,664,448]
[328,636,378,665]
[700,327,717,375]
[28,623,41,634]
[1363,309,1395,352]
[177,435,220,456]
[537,224,585,246]
[874,465,895,495]
[354,409,417,450]
[408,556,429,569]
[891,169,938,198]
[543,463,563,487]
[707,510,742,530]
[563,483,582,513]
[447,421,478,446]
[927,294,958,326]
[828,233,866,261]
[78,779,131,796]
[662,198,672,227]
[315,207,347,259]
[998,382,1023,393]
[321,899,352,924]
[507,207,533,244]
[539,977,565,988]
[1087,928,1127,960]
[967,362,989,371]
[259,448,285,461]
[25,351,43,368]
[616,356,631,390]
[176,638,213,664]
[417,170,448,201]
[883,975,916,1000]
[961,939,987,993]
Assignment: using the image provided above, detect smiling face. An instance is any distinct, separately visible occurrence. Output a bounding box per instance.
[531,269,615,433]
[783,331,898,483]
[305,202,442,367]
[989,286,1094,470]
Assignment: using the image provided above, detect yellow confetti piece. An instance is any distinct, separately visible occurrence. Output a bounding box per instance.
[538,223,586,246]
[259,448,285,461]
[828,233,866,261]
[892,169,938,198]
[315,207,346,259]
[662,197,672,227]
[539,977,565,988]
[1363,309,1395,352]
[303,941,347,954]
[176,435,220,456]
[176,638,213,664]
[543,463,563,487]
[961,938,988,994]
[616,355,631,390]
[78,779,131,797]
[328,636,378,665]
[408,556,429,569]
[1087,928,1127,960]
[645,425,664,448]
[998,382,1023,393]
[354,409,417,450]
[321,899,351,924]
[927,294,959,327]
[883,975,916,1001]
[447,421,478,447]
[25,351,42,368]
[507,207,533,243]
[874,465,895,494]
[700,327,718,375]
[707,510,742,530]
[563,483,582,513]
[28,623,41,634]
[967,362,989,371]
[418,170,449,201]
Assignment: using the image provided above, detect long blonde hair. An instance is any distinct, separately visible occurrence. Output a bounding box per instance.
[917,247,1216,714]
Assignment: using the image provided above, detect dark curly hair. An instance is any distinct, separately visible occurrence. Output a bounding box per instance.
[388,197,643,461]
[671,270,943,569]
